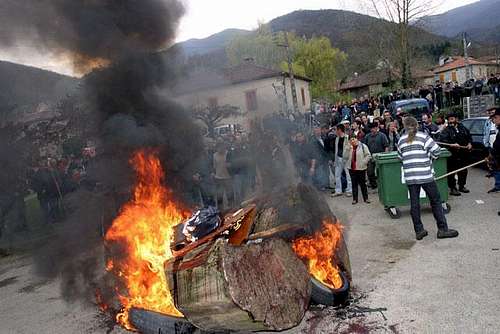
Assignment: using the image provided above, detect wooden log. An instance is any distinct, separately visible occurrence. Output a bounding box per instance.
[168,238,311,332]
[251,183,333,234]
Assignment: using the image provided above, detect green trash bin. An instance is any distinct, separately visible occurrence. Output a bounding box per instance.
[375,149,451,219]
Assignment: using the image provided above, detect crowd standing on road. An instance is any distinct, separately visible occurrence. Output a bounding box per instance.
[2,94,500,245]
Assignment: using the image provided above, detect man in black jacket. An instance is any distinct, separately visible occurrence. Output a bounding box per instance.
[488,108,500,215]
[439,113,473,196]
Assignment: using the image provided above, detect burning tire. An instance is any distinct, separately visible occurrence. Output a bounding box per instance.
[128,308,196,334]
[310,272,350,306]
[128,307,230,334]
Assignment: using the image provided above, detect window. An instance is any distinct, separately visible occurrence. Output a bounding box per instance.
[301,87,306,106]
[439,73,445,82]
[451,71,457,82]
[467,120,486,136]
[207,97,218,109]
[245,90,258,111]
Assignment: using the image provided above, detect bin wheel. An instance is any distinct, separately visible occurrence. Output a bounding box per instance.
[442,203,451,214]
[386,207,401,219]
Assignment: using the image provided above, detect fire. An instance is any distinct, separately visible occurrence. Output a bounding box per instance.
[105,150,188,329]
[292,221,344,290]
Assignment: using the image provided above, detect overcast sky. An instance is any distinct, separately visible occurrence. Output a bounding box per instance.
[0,0,479,76]
[177,0,479,42]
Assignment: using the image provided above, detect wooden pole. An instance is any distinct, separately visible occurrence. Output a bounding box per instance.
[435,159,487,181]
[436,142,469,149]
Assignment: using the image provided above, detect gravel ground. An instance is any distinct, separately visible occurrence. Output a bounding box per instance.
[1,168,499,334]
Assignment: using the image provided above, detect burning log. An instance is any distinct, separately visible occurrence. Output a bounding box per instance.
[166,238,311,332]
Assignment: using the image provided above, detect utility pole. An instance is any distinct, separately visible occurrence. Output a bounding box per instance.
[282,75,289,115]
[496,46,499,73]
[463,32,472,81]
[276,32,299,117]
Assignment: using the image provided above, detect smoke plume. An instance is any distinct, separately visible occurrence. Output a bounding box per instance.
[0,0,184,74]
[0,0,207,312]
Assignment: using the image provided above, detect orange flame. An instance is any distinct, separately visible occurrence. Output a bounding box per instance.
[95,289,109,313]
[292,221,344,290]
[105,150,188,329]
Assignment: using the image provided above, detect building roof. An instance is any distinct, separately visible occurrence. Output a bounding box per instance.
[339,67,434,92]
[433,56,495,74]
[413,69,434,79]
[173,63,311,96]
[339,68,397,91]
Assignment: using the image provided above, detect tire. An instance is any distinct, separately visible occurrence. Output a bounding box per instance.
[310,272,350,306]
[386,207,401,219]
[129,308,196,334]
[442,203,451,214]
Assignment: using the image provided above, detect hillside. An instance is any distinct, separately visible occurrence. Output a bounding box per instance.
[422,0,500,43]
[177,29,250,56]
[268,10,453,74]
[0,61,78,120]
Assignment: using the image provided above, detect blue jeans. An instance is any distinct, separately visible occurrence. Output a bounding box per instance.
[335,158,352,193]
[493,171,500,190]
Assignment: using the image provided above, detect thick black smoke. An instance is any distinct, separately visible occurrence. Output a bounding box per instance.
[0,0,184,73]
[0,0,206,311]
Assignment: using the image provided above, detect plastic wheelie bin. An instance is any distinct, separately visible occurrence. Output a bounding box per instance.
[374,149,451,219]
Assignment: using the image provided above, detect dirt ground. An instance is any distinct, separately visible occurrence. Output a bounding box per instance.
[1,168,499,334]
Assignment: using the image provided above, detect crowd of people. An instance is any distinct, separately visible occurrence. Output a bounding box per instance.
[297,100,500,203]
[314,74,500,128]
[0,150,94,243]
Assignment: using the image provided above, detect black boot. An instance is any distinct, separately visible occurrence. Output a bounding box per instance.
[416,230,429,241]
[459,186,470,193]
[437,229,459,239]
[450,188,461,196]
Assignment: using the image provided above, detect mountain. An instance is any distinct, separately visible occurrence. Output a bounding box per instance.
[174,10,454,76]
[268,10,452,73]
[421,0,500,43]
[177,29,251,56]
[0,61,78,121]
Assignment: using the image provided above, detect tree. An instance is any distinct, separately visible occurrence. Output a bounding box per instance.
[227,27,346,101]
[284,36,347,100]
[368,0,440,88]
[191,104,241,138]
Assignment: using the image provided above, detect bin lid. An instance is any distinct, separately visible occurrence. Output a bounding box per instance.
[438,148,451,158]
[374,152,399,164]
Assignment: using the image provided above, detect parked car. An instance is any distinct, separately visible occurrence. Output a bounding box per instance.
[461,117,489,163]
[214,124,242,138]
[388,98,431,120]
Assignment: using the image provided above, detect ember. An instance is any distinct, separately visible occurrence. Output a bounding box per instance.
[293,221,344,290]
[104,150,188,329]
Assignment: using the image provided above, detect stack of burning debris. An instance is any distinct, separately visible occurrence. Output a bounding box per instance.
[103,150,351,334]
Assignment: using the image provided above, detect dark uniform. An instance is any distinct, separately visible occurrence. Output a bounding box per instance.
[439,122,472,192]
[291,141,316,184]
